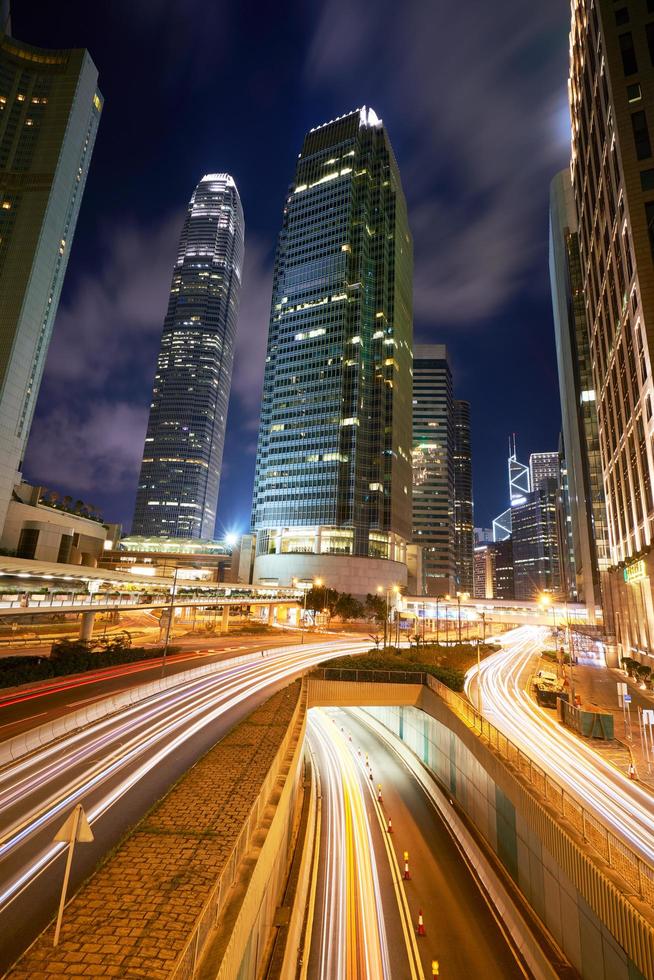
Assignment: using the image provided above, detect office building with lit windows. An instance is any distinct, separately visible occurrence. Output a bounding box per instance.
[512,478,562,600]
[473,539,514,600]
[412,344,455,596]
[0,23,101,535]
[570,0,654,661]
[251,108,413,594]
[529,451,560,492]
[132,174,244,539]
[549,168,609,613]
[454,399,474,592]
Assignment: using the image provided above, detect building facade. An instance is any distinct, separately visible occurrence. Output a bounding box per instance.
[512,478,562,600]
[132,174,244,540]
[0,27,102,534]
[412,344,455,595]
[453,399,474,593]
[473,539,514,600]
[570,0,654,660]
[550,168,610,613]
[529,451,560,492]
[250,108,413,593]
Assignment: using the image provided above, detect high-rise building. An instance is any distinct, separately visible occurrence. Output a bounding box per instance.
[250,108,413,593]
[492,437,530,540]
[473,539,514,600]
[474,526,494,545]
[570,0,654,660]
[529,451,560,492]
[512,478,562,600]
[132,174,244,540]
[412,344,455,596]
[0,25,102,533]
[549,168,610,615]
[453,399,474,592]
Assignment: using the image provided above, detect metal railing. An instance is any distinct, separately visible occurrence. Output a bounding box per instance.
[169,684,306,979]
[311,667,428,685]
[425,674,654,906]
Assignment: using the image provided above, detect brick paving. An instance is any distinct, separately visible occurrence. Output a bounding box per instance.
[8,681,302,978]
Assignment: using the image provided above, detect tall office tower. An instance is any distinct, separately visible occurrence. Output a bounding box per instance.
[492,437,530,541]
[529,451,560,491]
[474,526,494,545]
[549,168,610,614]
[412,345,455,596]
[0,26,102,534]
[557,435,579,601]
[453,399,474,592]
[251,108,413,592]
[512,478,562,600]
[132,175,244,540]
[570,1,654,659]
[473,539,514,600]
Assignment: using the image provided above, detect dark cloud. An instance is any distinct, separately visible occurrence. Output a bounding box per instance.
[305,0,570,324]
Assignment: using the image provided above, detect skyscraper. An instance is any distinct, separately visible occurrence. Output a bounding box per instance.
[512,478,562,600]
[529,451,560,492]
[549,168,610,614]
[413,345,455,595]
[492,437,529,540]
[132,174,244,540]
[251,108,413,593]
[0,25,102,533]
[453,399,474,592]
[570,1,654,661]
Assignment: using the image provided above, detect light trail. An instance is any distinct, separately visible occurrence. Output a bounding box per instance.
[465,626,654,864]
[308,710,391,980]
[0,640,365,918]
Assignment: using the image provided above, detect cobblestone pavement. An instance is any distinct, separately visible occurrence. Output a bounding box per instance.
[7,681,302,978]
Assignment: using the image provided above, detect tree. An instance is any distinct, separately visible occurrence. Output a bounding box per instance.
[335,593,364,621]
[62,495,73,511]
[365,593,386,624]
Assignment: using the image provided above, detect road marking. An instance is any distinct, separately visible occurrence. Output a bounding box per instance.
[0,711,47,731]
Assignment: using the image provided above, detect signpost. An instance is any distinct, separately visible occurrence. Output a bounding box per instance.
[53,804,94,946]
[617,682,632,740]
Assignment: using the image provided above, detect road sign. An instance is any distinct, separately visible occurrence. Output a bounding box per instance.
[624,694,632,703]
[617,682,627,695]
[643,709,654,725]
[53,804,94,947]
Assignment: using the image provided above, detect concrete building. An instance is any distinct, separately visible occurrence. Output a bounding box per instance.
[251,108,413,594]
[0,25,102,535]
[1,483,119,564]
[132,175,244,540]
[412,345,455,595]
[473,539,514,600]
[453,399,474,593]
[550,168,611,614]
[570,0,654,660]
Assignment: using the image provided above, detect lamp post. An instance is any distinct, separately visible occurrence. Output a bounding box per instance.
[161,566,180,678]
[292,578,308,644]
[455,592,470,645]
[377,584,399,649]
[444,595,450,645]
[435,595,440,645]
[315,577,325,629]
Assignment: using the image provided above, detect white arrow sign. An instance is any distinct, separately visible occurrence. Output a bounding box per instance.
[52,804,94,947]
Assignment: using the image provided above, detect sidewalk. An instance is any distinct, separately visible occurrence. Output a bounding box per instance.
[568,663,654,788]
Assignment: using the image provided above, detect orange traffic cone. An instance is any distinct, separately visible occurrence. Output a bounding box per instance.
[403,860,411,880]
[387,818,393,834]
[629,762,636,779]
[377,784,383,802]
[417,909,426,936]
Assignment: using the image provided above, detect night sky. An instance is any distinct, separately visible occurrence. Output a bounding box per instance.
[15,0,572,537]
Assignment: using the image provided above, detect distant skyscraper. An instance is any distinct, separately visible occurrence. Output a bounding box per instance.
[473,540,514,600]
[413,345,455,595]
[474,527,493,545]
[529,451,560,493]
[453,399,474,593]
[251,108,413,592]
[549,168,609,613]
[0,25,102,533]
[132,174,244,539]
[570,1,654,660]
[492,437,530,540]
[512,478,562,600]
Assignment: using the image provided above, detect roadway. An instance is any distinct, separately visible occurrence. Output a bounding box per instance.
[0,638,365,972]
[306,707,527,979]
[0,630,315,739]
[466,625,654,866]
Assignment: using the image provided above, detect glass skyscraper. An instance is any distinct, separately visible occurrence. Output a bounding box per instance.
[412,345,455,595]
[251,108,413,591]
[0,25,102,534]
[132,174,244,540]
[453,399,474,593]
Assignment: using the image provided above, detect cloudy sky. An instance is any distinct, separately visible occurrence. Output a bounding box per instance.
[17,0,571,535]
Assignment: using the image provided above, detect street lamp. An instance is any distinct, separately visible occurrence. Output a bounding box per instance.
[292,578,308,644]
[377,584,400,649]
[161,566,181,678]
[455,592,470,645]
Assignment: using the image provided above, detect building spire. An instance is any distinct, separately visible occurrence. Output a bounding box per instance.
[1,0,11,36]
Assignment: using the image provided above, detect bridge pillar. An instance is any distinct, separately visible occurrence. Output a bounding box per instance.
[220,605,230,634]
[79,611,95,641]
[268,603,276,624]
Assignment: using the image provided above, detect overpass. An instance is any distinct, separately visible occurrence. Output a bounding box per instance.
[0,556,301,638]
[399,593,602,629]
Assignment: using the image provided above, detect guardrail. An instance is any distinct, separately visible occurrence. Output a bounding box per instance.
[311,667,428,685]
[424,673,654,906]
[169,681,307,979]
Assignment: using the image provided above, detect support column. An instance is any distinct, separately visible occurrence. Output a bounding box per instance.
[221,605,230,634]
[79,611,95,641]
[268,603,276,624]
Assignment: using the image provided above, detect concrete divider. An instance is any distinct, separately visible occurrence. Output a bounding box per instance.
[0,642,323,768]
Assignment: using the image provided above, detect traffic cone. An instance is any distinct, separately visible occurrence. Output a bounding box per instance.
[629,762,636,779]
[403,860,411,880]
[369,770,373,781]
[431,960,440,977]
[377,784,383,802]
[387,818,393,834]
[417,909,426,936]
